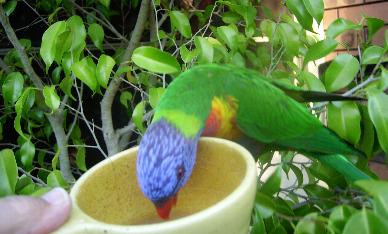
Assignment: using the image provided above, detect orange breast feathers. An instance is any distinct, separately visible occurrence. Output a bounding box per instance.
[203,96,242,140]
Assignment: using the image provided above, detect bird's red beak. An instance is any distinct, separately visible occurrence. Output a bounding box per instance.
[155,195,178,220]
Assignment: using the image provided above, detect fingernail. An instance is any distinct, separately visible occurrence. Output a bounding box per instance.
[42,188,70,206]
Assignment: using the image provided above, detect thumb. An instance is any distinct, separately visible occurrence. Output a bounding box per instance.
[0,188,71,234]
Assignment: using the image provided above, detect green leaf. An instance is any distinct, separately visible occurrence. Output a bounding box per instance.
[255,192,276,218]
[0,149,18,197]
[219,2,256,37]
[4,0,17,16]
[257,151,273,165]
[304,39,338,67]
[276,200,295,217]
[221,11,241,24]
[31,187,51,197]
[374,194,388,220]
[54,30,72,65]
[2,72,24,104]
[251,210,266,234]
[40,21,66,72]
[170,11,192,38]
[61,52,72,77]
[132,101,145,133]
[59,76,75,100]
[357,105,375,158]
[279,23,300,56]
[355,180,388,220]
[216,25,238,51]
[76,146,87,171]
[43,86,60,112]
[260,19,278,43]
[21,89,35,116]
[286,0,314,32]
[328,205,357,234]
[88,23,104,51]
[260,166,282,196]
[98,0,110,8]
[324,54,359,92]
[149,87,165,109]
[179,45,198,64]
[52,150,60,170]
[132,46,180,74]
[119,91,132,108]
[343,208,388,234]
[194,37,214,64]
[367,91,388,154]
[96,54,115,88]
[385,30,388,48]
[326,18,361,39]
[366,17,385,40]
[52,66,62,84]
[378,67,388,91]
[295,213,326,234]
[268,225,287,234]
[289,164,304,187]
[299,71,326,92]
[308,160,346,188]
[66,15,86,61]
[72,56,98,91]
[47,170,69,188]
[304,184,333,198]
[20,140,35,171]
[231,52,245,67]
[302,0,324,24]
[14,88,33,140]
[15,176,35,195]
[362,46,384,65]
[115,66,131,78]
[328,101,361,145]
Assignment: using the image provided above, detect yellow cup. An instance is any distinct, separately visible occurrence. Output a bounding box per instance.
[54,137,257,234]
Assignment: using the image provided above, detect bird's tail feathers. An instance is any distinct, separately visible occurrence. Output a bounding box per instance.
[317,154,371,182]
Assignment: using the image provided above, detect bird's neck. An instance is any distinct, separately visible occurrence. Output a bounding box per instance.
[153,95,242,141]
[202,96,242,140]
[152,110,203,138]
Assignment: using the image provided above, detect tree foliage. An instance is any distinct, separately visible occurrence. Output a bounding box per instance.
[0,0,387,232]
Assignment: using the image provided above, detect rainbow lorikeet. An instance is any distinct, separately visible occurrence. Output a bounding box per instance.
[136,64,370,219]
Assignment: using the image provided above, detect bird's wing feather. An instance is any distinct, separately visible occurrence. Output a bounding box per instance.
[233,74,361,156]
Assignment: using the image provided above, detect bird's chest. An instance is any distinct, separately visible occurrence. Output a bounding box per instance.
[202,96,242,140]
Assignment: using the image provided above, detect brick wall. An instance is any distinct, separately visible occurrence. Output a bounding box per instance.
[323,0,388,61]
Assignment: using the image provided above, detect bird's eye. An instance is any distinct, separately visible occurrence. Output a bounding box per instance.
[177,167,184,179]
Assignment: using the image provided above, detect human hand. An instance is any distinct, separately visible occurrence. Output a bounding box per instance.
[0,187,71,234]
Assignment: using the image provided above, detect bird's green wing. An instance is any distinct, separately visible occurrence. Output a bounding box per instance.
[233,73,362,156]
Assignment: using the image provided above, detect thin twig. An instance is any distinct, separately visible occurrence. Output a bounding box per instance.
[70,1,128,43]
[18,167,46,186]
[117,110,155,137]
[73,81,107,158]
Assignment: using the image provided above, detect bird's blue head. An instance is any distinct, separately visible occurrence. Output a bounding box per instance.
[136,119,199,219]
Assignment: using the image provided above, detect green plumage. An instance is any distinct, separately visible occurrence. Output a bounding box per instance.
[155,64,370,182]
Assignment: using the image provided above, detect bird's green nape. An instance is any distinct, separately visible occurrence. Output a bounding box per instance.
[152,109,202,138]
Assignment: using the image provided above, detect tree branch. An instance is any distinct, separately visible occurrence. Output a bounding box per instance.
[0,6,74,182]
[0,57,11,74]
[100,0,151,156]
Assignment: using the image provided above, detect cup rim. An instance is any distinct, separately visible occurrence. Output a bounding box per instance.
[70,137,257,230]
